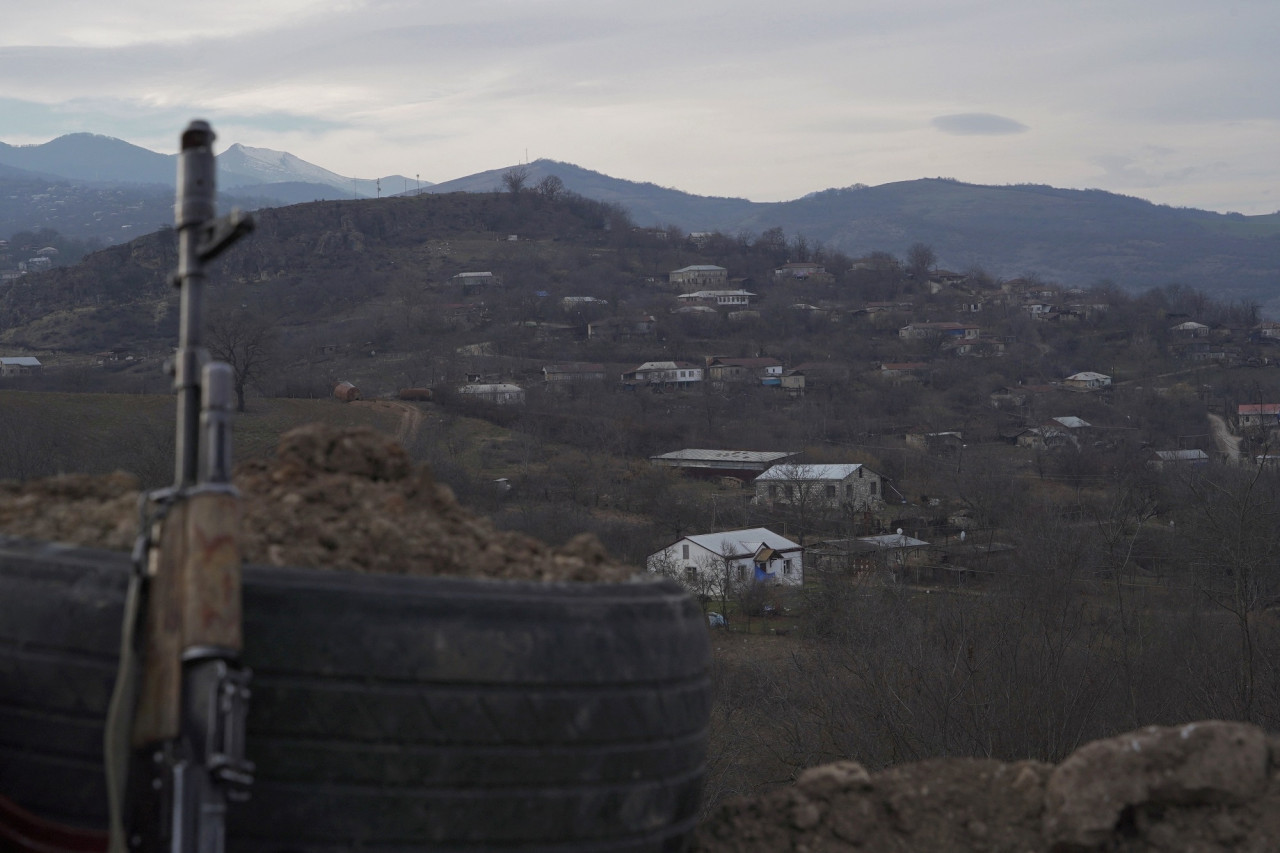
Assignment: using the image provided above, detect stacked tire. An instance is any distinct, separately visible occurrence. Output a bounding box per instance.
[0,537,711,852]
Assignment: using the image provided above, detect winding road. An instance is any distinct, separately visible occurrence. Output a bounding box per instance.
[352,399,426,447]
[1207,413,1243,463]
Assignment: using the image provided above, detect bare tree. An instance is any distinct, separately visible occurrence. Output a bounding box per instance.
[789,234,810,263]
[501,166,531,195]
[1178,462,1280,721]
[756,227,788,263]
[206,308,279,412]
[534,174,564,200]
[906,242,937,279]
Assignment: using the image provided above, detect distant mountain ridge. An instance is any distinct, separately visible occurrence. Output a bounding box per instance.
[0,133,418,198]
[0,133,176,185]
[2,134,1279,311]
[0,132,424,245]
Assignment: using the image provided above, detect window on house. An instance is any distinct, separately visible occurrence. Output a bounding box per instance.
[686,566,696,580]
[789,485,798,500]
[737,566,746,580]
[769,485,778,499]
[826,485,836,498]
[682,544,689,559]
[846,484,854,498]
[871,481,878,496]
[784,560,793,575]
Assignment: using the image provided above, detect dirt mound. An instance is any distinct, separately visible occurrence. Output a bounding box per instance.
[694,720,1280,852]
[0,423,634,583]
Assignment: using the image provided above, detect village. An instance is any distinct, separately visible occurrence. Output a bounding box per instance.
[5,185,1280,850]
[339,252,1280,627]
[4,211,1280,596]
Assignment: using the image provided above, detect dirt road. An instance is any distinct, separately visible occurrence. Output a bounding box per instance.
[1208,412,1243,463]
[351,399,425,447]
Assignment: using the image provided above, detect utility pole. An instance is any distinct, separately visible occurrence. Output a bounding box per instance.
[112,120,255,853]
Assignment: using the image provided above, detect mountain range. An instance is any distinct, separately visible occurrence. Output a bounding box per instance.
[0,133,417,200]
[3,133,1280,312]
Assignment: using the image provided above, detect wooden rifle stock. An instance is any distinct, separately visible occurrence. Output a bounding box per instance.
[132,492,242,748]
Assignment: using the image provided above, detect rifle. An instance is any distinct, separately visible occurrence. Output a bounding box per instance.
[106,120,255,853]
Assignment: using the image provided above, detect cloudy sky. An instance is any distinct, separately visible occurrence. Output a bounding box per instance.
[2,0,1277,213]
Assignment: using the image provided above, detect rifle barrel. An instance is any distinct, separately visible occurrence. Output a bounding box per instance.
[173,120,217,488]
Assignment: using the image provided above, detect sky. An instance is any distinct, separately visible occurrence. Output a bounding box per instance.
[1,0,1278,214]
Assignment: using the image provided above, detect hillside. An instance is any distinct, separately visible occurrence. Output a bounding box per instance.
[0,190,633,353]
[432,161,1280,310]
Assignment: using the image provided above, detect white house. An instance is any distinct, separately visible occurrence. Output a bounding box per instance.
[754,463,885,512]
[1171,321,1210,337]
[621,361,703,387]
[1064,371,1112,390]
[459,383,524,404]
[647,527,804,596]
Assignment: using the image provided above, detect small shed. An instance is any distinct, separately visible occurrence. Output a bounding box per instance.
[0,356,43,377]
[334,381,362,402]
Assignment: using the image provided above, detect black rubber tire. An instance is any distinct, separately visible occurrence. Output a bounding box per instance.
[0,537,711,852]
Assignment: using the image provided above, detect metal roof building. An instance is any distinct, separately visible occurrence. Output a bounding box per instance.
[649,449,799,480]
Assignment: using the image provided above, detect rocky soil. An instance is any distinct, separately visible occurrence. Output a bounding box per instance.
[694,721,1280,852]
[3,424,1278,851]
[0,422,633,582]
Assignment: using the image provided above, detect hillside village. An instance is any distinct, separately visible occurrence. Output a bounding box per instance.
[4,188,1280,809]
[2,188,1278,548]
